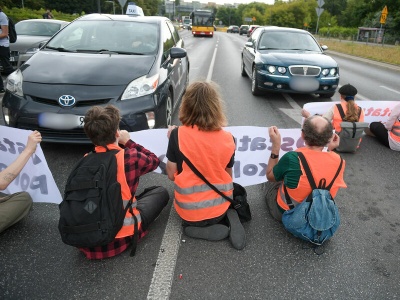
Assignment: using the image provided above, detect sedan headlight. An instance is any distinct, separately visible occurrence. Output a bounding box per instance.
[329,68,337,76]
[322,68,337,76]
[267,65,276,73]
[6,69,23,96]
[277,67,286,74]
[121,74,159,100]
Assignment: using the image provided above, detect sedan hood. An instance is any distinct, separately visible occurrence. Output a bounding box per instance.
[22,51,156,85]
[260,51,336,67]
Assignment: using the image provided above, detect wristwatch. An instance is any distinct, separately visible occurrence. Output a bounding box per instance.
[270,153,279,159]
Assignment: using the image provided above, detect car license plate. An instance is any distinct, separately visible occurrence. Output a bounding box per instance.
[290,77,319,92]
[38,113,85,130]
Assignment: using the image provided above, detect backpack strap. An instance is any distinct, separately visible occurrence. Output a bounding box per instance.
[297,152,343,192]
[336,104,346,121]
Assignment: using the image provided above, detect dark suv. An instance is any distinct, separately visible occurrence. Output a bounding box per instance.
[239,25,249,35]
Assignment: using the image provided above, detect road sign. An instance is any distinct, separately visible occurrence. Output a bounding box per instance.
[317,0,325,7]
[252,17,256,21]
[316,7,324,17]
[118,0,127,10]
[380,5,388,24]
[244,17,252,22]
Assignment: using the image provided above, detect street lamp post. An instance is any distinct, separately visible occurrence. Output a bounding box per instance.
[105,1,116,14]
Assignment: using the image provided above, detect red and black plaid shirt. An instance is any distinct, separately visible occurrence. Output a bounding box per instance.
[79,140,160,260]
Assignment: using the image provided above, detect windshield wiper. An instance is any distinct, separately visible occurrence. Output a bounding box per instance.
[258,47,282,50]
[75,49,144,55]
[45,46,75,52]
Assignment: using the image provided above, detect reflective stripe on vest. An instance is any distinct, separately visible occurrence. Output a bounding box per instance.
[174,182,233,195]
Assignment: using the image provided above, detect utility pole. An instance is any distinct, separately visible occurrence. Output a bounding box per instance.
[315,0,325,34]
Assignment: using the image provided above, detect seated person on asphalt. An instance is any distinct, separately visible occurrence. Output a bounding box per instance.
[0,131,42,234]
[166,81,246,250]
[79,105,169,259]
[264,115,347,222]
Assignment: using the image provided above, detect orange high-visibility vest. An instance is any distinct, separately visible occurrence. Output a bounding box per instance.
[174,126,235,222]
[276,148,347,211]
[332,101,364,132]
[389,119,400,142]
[94,144,141,238]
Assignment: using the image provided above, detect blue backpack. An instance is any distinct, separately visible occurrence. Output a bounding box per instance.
[282,152,343,246]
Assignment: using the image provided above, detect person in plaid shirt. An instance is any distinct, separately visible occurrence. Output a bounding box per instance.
[79,105,169,259]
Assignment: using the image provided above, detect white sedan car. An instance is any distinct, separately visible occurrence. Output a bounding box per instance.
[10,19,69,68]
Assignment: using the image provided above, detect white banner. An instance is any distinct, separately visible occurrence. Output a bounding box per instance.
[131,127,303,188]
[303,100,399,123]
[3,101,398,203]
[0,126,62,204]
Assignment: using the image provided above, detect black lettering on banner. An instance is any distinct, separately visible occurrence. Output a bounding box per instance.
[16,142,25,154]
[237,135,251,151]
[250,137,267,151]
[20,173,30,190]
[234,161,268,178]
[3,138,16,154]
[30,175,48,194]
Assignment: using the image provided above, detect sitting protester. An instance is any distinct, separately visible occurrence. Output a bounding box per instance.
[166,81,246,250]
[367,102,400,151]
[0,131,42,233]
[302,84,366,152]
[302,84,365,130]
[264,115,347,224]
[77,105,169,259]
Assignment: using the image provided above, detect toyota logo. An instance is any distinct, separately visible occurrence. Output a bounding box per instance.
[58,95,76,107]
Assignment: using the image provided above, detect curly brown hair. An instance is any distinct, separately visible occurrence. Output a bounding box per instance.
[84,105,121,146]
[179,81,227,131]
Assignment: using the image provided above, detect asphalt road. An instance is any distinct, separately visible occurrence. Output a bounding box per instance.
[1,30,400,300]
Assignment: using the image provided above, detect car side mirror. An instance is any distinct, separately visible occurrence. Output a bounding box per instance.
[170,47,187,59]
[321,45,328,51]
[245,41,253,48]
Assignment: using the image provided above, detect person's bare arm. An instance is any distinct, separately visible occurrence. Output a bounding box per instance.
[166,161,177,181]
[266,126,281,182]
[0,131,42,190]
[0,24,8,39]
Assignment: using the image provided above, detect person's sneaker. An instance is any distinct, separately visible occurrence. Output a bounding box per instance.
[227,209,246,250]
[184,224,229,241]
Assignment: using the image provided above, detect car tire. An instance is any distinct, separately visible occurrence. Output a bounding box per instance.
[166,90,173,126]
[251,67,262,96]
[241,59,247,77]
[319,92,335,98]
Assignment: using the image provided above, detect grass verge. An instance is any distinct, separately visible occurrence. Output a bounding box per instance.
[320,39,400,66]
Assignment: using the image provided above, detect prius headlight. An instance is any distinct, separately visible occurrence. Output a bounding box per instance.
[121,74,159,100]
[6,69,23,96]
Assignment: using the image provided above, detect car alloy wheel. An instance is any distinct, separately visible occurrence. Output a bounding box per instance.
[251,67,262,96]
[241,59,247,77]
[166,91,173,126]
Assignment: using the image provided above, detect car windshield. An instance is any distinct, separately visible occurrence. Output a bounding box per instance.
[46,20,159,55]
[258,31,321,52]
[16,21,62,36]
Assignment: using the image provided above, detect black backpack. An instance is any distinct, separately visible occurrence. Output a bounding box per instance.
[8,17,17,43]
[58,149,134,248]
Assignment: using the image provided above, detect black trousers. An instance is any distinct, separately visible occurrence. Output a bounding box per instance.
[369,122,390,148]
[136,186,170,231]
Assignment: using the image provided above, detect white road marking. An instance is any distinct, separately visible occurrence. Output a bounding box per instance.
[281,93,303,125]
[207,40,219,82]
[147,38,220,300]
[380,85,400,95]
[147,209,182,300]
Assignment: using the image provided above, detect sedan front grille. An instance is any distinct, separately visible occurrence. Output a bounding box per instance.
[289,66,321,76]
[31,96,112,107]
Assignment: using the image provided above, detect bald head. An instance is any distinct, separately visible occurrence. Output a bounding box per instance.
[302,115,333,147]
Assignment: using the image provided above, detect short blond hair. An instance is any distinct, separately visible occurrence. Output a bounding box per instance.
[179,81,227,131]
